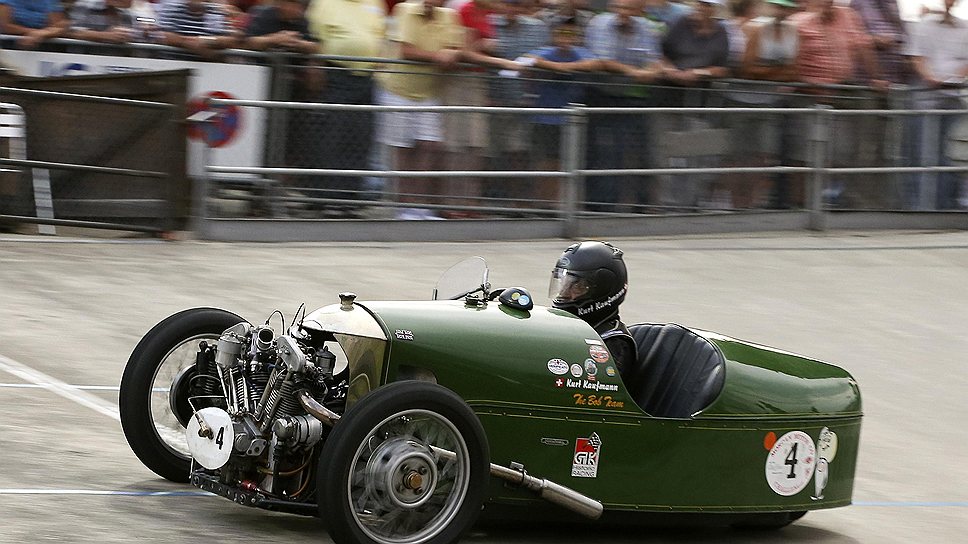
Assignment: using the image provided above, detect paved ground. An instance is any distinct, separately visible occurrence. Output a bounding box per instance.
[1,231,966,543]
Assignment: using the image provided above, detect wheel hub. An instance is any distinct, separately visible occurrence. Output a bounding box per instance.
[366,438,439,509]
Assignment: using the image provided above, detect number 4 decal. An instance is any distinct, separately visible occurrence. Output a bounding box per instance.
[766,431,816,496]
[785,442,798,478]
[215,426,225,450]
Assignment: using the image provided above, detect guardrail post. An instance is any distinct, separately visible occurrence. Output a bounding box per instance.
[265,52,291,169]
[562,104,587,239]
[188,108,218,236]
[807,105,831,231]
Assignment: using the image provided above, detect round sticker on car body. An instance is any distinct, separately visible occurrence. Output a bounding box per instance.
[817,427,838,462]
[547,359,569,375]
[765,430,817,496]
[589,345,609,363]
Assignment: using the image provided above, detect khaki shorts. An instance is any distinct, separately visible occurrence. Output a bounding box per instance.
[440,75,489,151]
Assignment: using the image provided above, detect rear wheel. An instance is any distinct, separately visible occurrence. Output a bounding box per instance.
[318,381,489,544]
[119,307,244,482]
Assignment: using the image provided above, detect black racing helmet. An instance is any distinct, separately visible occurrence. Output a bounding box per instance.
[549,241,628,327]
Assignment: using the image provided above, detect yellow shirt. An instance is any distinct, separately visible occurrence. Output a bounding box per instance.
[308,0,387,70]
[378,1,465,101]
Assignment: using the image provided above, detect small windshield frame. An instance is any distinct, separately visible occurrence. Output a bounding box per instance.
[433,257,490,301]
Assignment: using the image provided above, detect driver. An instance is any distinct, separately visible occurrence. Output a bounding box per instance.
[549,241,637,376]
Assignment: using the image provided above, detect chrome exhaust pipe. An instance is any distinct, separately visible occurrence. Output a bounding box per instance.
[299,391,602,520]
[296,389,341,426]
[435,447,603,520]
[487,461,603,520]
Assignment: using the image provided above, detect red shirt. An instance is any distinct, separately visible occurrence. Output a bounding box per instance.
[458,1,494,41]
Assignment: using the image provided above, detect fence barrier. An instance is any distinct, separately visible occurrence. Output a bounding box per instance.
[1,37,967,239]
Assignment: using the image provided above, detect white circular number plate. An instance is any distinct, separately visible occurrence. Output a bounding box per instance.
[186,407,234,469]
[765,430,817,496]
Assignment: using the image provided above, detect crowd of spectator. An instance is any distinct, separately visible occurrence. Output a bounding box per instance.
[0,0,966,215]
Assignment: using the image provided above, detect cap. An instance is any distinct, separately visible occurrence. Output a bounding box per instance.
[766,0,798,6]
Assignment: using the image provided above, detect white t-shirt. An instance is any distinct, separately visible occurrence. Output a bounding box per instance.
[906,15,968,82]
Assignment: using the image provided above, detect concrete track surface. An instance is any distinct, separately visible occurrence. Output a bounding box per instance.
[1,231,965,543]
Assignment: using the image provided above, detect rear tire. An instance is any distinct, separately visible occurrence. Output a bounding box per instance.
[119,307,244,482]
[318,381,489,544]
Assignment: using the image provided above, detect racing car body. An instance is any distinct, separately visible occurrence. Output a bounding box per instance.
[338,299,859,512]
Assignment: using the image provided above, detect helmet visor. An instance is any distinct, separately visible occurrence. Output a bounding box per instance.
[549,267,592,303]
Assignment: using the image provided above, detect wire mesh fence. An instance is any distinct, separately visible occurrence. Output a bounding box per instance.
[210,62,968,223]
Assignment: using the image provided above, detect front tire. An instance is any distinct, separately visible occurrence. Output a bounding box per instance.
[318,381,490,544]
[119,307,244,482]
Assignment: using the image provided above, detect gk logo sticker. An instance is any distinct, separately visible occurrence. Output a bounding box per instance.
[571,432,602,478]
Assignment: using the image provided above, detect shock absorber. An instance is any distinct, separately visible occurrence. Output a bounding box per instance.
[194,341,220,396]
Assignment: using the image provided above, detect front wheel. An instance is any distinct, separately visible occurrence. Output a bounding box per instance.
[318,381,490,544]
[119,307,245,482]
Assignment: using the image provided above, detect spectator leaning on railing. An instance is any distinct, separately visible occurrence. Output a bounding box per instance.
[157,0,239,58]
[740,0,798,82]
[0,0,69,49]
[791,0,885,89]
[69,0,139,45]
[441,0,497,213]
[738,0,800,209]
[904,0,968,210]
[377,0,467,220]
[525,17,602,206]
[488,0,549,206]
[245,0,317,55]
[724,0,758,67]
[658,0,730,86]
[584,0,663,212]
[304,0,387,213]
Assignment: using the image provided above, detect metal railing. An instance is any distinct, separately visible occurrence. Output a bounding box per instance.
[195,97,968,241]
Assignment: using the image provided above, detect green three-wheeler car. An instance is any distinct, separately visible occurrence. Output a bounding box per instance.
[119,258,861,544]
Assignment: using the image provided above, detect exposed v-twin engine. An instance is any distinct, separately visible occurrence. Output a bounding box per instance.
[186,319,347,507]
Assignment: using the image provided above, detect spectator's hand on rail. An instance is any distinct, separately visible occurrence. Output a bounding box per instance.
[18,29,49,50]
[627,66,660,83]
[434,49,461,71]
[103,27,134,44]
[665,68,700,85]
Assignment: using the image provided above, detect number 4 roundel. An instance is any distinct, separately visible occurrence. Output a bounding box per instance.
[765,431,817,496]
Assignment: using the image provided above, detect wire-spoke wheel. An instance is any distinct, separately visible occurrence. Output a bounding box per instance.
[119,307,244,482]
[318,382,489,544]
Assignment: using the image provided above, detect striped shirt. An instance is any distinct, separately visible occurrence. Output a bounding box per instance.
[849,0,908,83]
[157,0,227,37]
[792,6,873,86]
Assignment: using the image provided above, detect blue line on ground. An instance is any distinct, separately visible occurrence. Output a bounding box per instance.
[855,501,968,507]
